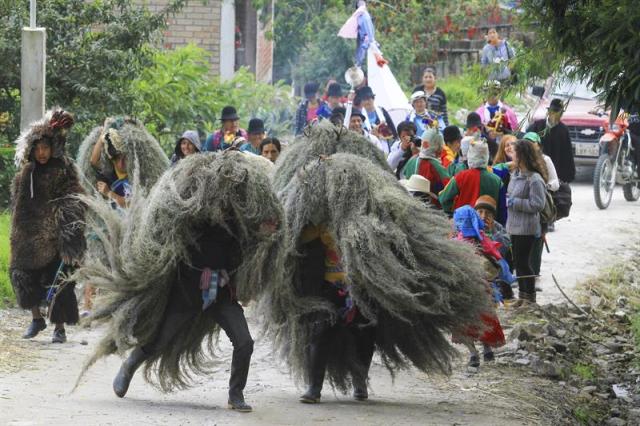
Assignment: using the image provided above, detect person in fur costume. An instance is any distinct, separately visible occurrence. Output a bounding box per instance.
[10,108,85,343]
[263,152,492,403]
[72,151,285,413]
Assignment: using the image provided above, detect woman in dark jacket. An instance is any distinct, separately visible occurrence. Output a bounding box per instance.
[413,66,449,126]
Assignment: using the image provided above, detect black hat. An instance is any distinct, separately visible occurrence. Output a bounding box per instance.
[466,112,483,129]
[350,108,366,122]
[443,125,462,143]
[327,83,343,98]
[548,98,564,112]
[220,106,239,121]
[304,82,319,97]
[247,118,265,134]
[355,86,375,101]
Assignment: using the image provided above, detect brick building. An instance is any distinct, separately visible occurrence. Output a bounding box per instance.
[142,0,274,82]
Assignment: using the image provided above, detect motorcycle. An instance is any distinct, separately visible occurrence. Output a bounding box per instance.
[593,115,640,209]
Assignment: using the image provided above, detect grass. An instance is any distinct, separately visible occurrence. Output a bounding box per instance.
[572,363,596,381]
[0,213,12,306]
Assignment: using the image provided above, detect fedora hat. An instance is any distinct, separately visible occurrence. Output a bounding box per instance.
[400,174,431,194]
[220,106,239,121]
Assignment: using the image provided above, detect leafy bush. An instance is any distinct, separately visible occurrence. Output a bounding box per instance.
[0,213,12,306]
[0,147,15,211]
[130,45,297,153]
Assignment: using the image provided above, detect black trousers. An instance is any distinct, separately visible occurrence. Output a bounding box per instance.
[511,234,537,298]
[143,286,253,399]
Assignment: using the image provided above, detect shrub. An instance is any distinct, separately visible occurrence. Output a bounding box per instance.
[0,213,12,306]
[0,147,15,211]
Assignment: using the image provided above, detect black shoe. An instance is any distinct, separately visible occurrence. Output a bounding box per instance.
[353,386,368,401]
[468,354,480,368]
[52,328,67,343]
[228,395,252,413]
[300,388,321,404]
[22,318,47,339]
[483,351,495,362]
[113,348,147,398]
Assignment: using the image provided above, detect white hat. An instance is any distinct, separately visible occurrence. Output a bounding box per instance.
[399,174,431,194]
[467,138,490,169]
[410,91,427,104]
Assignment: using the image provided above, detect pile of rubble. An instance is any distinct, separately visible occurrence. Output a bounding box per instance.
[495,281,639,425]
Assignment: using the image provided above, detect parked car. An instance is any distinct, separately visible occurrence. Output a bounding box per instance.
[530,77,605,166]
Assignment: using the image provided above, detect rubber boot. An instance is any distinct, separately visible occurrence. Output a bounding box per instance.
[113,347,148,398]
[227,339,254,412]
[300,342,328,403]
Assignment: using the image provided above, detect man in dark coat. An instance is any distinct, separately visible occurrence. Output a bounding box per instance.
[10,109,85,343]
[527,98,576,183]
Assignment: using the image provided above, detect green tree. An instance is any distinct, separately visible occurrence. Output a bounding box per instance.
[0,0,189,151]
[520,0,640,116]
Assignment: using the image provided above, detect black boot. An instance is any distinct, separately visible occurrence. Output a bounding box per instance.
[300,342,328,403]
[353,380,368,401]
[23,318,47,339]
[113,348,148,398]
[228,339,254,412]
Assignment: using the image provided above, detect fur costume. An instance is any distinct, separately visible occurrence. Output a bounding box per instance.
[262,153,492,392]
[10,108,86,311]
[73,151,285,391]
[272,119,390,191]
[75,117,169,192]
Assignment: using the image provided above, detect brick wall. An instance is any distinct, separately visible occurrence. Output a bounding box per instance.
[138,0,222,75]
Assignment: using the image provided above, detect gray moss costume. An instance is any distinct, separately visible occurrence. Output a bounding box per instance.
[10,108,85,324]
[75,117,169,192]
[74,151,285,408]
[263,150,491,398]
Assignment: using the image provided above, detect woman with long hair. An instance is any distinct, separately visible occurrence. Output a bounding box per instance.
[492,134,517,225]
[506,140,547,304]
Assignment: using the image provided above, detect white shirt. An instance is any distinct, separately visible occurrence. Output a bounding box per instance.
[544,154,560,191]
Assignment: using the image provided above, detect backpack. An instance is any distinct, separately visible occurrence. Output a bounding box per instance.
[552,182,572,220]
[540,188,557,224]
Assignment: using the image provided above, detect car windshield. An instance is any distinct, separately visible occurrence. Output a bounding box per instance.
[552,79,598,101]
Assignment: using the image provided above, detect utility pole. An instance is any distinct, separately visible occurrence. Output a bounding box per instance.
[21,0,46,131]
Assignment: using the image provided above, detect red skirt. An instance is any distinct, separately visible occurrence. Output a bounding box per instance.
[453,312,505,348]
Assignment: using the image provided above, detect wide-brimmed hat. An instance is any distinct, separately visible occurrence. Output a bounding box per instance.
[304,82,320,97]
[350,108,366,122]
[548,98,564,112]
[327,83,343,97]
[474,194,497,216]
[220,106,239,121]
[248,118,265,134]
[466,112,483,129]
[399,174,431,194]
[355,86,375,101]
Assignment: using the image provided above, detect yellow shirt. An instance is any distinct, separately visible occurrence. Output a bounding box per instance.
[301,224,345,283]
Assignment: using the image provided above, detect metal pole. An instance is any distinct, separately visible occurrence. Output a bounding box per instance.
[30,0,36,28]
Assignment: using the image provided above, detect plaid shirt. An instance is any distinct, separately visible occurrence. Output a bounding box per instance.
[295,99,327,135]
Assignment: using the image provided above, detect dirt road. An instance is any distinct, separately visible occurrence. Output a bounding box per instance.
[1,180,639,426]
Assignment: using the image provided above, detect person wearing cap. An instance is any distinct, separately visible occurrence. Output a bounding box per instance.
[204,106,248,152]
[355,85,397,144]
[171,130,202,165]
[240,118,266,155]
[441,125,462,168]
[526,98,575,183]
[439,139,502,215]
[523,132,559,192]
[295,82,327,135]
[413,66,449,126]
[403,128,450,207]
[406,91,439,136]
[317,83,344,120]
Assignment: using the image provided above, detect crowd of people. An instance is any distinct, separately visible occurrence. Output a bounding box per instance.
[8,27,578,415]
